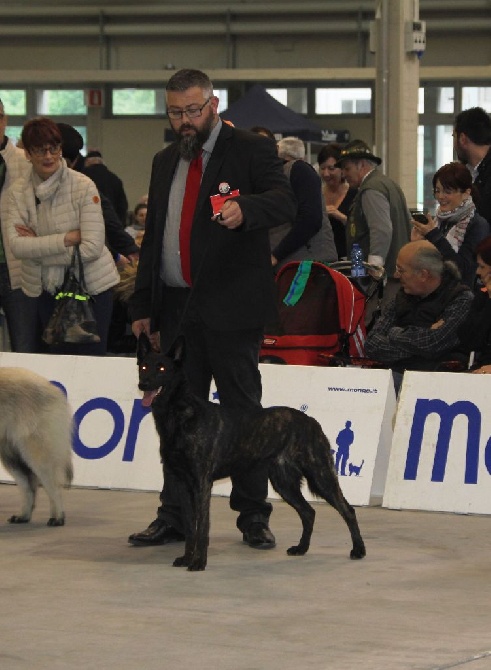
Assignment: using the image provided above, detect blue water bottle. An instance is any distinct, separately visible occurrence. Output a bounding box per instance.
[350,243,366,277]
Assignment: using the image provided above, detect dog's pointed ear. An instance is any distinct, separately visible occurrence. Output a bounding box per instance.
[137,332,152,364]
[166,335,185,365]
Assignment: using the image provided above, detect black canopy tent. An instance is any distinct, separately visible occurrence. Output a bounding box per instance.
[220,84,323,142]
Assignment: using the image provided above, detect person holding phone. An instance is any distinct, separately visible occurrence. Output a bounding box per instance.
[411,161,489,288]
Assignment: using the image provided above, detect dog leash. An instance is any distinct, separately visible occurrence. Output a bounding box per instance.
[164,219,219,351]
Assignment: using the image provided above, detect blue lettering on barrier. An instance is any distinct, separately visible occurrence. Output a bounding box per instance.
[73,397,125,460]
[71,396,152,461]
[404,398,489,484]
[50,380,67,396]
[122,400,152,462]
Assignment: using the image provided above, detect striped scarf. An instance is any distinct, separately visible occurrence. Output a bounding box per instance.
[435,197,475,253]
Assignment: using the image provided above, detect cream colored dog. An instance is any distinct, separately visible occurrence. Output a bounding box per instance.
[0,367,73,526]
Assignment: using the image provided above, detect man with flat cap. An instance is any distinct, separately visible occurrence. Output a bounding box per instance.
[336,140,412,312]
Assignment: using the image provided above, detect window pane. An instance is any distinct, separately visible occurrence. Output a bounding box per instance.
[315,88,372,115]
[73,126,87,155]
[0,90,26,115]
[266,88,307,114]
[113,89,165,115]
[436,87,454,113]
[417,124,454,212]
[37,90,86,115]
[214,89,228,113]
[113,87,227,116]
[5,126,23,146]
[422,86,454,114]
[462,87,491,112]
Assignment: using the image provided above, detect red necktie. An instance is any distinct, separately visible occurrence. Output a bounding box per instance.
[179,152,203,286]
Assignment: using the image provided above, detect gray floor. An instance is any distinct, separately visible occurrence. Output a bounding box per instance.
[1,483,490,670]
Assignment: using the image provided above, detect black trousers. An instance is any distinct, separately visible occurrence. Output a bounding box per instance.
[155,286,273,534]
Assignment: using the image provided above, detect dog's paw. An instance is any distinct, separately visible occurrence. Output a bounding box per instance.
[350,544,366,559]
[287,544,308,556]
[187,562,206,571]
[47,516,65,527]
[173,555,190,567]
[8,514,30,524]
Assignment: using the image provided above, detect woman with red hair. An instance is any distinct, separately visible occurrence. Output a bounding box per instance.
[6,116,119,354]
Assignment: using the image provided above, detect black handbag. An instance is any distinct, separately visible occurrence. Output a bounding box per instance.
[42,245,101,345]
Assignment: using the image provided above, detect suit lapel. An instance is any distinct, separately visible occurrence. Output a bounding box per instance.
[197,125,232,212]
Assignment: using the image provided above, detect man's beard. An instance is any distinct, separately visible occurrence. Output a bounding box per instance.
[176,115,214,160]
[455,141,468,164]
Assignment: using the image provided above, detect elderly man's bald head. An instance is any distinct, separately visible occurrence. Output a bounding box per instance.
[395,241,448,296]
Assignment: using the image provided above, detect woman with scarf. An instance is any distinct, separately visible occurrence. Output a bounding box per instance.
[411,161,489,287]
[6,117,119,355]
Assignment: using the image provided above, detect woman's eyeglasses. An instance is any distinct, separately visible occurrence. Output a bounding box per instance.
[30,144,62,157]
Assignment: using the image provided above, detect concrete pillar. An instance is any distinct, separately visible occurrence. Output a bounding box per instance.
[86,104,104,153]
[373,0,422,207]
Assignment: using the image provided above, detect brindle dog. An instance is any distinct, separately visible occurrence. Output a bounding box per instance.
[137,333,366,571]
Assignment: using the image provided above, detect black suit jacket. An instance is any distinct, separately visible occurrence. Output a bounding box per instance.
[130,123,296,332]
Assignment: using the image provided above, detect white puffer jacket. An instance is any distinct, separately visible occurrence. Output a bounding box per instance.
[0,139,31,290]
[6,159,119,297]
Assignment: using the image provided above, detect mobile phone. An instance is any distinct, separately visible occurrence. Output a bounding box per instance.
[412,212,428,224]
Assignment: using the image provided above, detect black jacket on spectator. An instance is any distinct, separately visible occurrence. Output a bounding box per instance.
[473,146,491,225]
[84,163,129,226]
[457,289,491,366]
[101,194,138,259]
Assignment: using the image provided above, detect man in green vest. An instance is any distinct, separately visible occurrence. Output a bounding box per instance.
[336,139,412,316]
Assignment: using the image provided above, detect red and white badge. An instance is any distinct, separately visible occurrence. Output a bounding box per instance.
[210,189,240,216]
[218,182,231,194]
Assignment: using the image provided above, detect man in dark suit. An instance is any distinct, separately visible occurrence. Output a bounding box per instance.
[128,69,296,550]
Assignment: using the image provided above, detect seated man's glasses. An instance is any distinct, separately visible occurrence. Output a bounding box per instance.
[30,144,62,157]
[167,97,212,120]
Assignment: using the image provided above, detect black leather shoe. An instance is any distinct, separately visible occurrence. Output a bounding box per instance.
[128,519,185,546]
[242,522,276,549]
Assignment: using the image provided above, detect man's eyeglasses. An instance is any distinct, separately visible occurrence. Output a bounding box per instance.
[167,97,212,120]
[29,144,62,157]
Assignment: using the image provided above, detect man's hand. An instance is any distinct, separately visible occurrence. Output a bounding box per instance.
[430,319,444,330]
[132,318,160,350]
[132,318,151,338]
[213,199,243,229]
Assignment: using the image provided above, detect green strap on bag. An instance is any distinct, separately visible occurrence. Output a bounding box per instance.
[282,260,313,307]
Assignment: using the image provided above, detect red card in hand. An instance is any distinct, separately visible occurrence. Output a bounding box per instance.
[210,190,240,216]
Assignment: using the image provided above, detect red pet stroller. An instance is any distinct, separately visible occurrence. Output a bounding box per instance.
[260,260,370,367]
